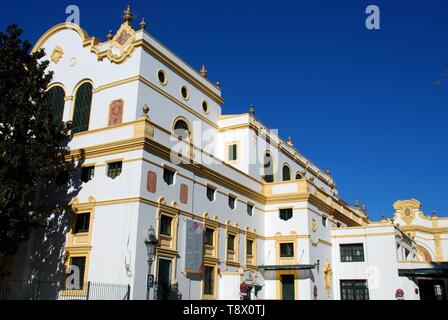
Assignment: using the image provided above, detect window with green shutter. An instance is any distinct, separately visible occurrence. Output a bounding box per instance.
[280,243,294,257]
[107,161,122,179]
[204,228,214,246]
[72,82,93,134]
[160,215,172,236]
[228,144,238,161]
[74,213,90,233]
[340,280,369,300]
[340,243,365,262]
[45,86,65,123]
[227,234,235,251]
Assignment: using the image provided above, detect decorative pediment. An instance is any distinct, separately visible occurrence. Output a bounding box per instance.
[104,22,137,63]
[393,199,421,225]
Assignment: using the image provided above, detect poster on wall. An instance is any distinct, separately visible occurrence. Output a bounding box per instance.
[184,219,204,274]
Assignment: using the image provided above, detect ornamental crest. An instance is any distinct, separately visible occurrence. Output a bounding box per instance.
[323,260,333,296]
[393,199,421,225]
[51,45,64,64]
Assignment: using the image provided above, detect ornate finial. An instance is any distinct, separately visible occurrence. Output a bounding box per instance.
[200,64,208,78]
[123,5,133,23]
[249,104,255,116]
[140,18,147,30]
[143,104,150,117]
[355,199,359,208]
[214,82,221,89]
[287,136,293,146]
[361,203,366,212]
[107,30,114,41]
[432,210,437,217]
[381,214,386,221]
[325,168,331,175]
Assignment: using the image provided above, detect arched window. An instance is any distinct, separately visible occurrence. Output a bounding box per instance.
[173,118,190,138]
[263,151,273,183]
[72,82,93,134]
[282,164,291,181]
[295,172,302,180]
[45,85,65,123]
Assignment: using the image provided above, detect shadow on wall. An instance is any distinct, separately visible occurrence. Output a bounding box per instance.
[8,148,86,299]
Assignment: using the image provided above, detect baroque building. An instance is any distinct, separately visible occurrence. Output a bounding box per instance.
[2,6,447,300]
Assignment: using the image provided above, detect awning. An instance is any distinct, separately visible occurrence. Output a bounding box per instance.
[399,268,448,278]
[258,264,315,271]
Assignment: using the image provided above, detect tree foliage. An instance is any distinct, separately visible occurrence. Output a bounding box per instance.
[0,25,73,262]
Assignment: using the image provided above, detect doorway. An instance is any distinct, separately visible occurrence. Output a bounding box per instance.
[281,275,295,300]
[419,279,446,300]
[156,258,172,300]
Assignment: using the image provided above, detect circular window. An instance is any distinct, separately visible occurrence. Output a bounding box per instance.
[404,209,411,217]
[202,100,209,113]
[158,70,167,85]
[181,85,189,100]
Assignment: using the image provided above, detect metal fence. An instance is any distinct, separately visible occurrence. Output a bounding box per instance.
[153,281,182,300]
[0,278,131,300]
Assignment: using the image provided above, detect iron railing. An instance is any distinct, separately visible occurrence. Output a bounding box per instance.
[0,278,131,300]
[153,282,182,300]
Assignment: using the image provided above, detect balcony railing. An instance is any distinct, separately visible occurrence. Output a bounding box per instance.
[153,282,182,300]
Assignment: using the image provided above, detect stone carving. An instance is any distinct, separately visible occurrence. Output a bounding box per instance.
[323,260,333,296]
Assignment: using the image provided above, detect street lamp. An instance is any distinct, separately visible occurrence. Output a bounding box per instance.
[144,225,158,300]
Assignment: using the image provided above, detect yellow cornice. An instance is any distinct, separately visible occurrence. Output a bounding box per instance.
[65,119,364,226]
[32,22,98,54]
[34,23,223,107]
[136,39,224,105]
[331,232,396,239]
[398,225,448,235]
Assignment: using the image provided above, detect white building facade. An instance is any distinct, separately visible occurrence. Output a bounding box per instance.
[3,7,448,300]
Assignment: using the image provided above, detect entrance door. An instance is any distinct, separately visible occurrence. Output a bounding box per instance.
[419,279,447,300]
[281,275,295,300]
[156,258,172,300]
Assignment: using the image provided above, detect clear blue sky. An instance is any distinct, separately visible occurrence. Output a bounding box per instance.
[2,0,447,220]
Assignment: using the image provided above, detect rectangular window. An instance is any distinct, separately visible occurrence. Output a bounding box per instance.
[279,208,293,221]
[203,266,215,296]
[204,228,214,246]
[228,144,238,161]
[81,166,95,183]
[246,239,253,256]
[206,186,216,202]
[340,280,369,300]
[227,234,236,251]
[160,215,173,236]
[107,161,122,179]
[163,168,175,185]
[74,213,90,233]
[69,256,86,289]
[340,244,365,262]
[247,203,254,216]
[280,243,294,258]
[228,195,236,209]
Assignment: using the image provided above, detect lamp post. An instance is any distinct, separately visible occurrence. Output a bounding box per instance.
[144,225,158,300]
